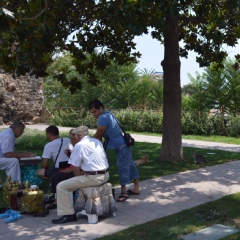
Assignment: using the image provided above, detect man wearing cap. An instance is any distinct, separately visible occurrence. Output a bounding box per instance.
[52,125,109,224]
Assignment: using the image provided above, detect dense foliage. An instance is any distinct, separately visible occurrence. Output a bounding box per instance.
[1,0,240,161]
[1,1,240,77]
[182,58,240,117]
[45,57,240,137]
[44,53,164,110]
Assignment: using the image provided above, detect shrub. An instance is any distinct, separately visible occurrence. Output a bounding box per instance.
[112,110,163,133]
[226,115,240,137]
[207,116,228,136]
[182,111,209,135]
[51,109,94,128]
[46,107,240,137]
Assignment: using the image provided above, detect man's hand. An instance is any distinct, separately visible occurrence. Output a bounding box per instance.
[24,152,36,158]
[74,167,85,176]
[64,149,71,158]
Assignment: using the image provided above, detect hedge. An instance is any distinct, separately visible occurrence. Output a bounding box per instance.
[47,108,240,137]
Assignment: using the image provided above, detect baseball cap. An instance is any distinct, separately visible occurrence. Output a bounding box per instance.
[71,126,88,136]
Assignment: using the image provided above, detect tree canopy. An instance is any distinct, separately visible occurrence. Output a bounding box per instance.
[1,0,240,161]
[1,1,240,77]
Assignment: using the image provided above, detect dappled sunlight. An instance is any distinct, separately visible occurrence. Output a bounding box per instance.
[1,125,240,239]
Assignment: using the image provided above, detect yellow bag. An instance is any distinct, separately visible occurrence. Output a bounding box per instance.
[3,181,23,207]
[19,187,44,213]
[3,180,44,213]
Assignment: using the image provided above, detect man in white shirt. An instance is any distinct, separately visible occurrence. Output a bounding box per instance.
[0,121,36,181]
[52,125,109,224]
[37,125,72,180]
[47,129,78,210]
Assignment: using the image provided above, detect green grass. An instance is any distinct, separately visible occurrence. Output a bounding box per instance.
[96,193,240,240]
[182,135,240,145]
[1,128,240,239]
[133,131,240,145]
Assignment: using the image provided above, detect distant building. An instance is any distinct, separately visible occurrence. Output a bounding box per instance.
[152,72,164,81]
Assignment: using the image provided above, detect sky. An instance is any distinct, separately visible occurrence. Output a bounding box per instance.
[134,33,240,86]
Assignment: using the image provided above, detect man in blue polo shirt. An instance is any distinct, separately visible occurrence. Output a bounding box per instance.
[89,99,140,202]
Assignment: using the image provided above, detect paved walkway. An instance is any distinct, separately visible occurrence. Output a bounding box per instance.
[0,124,240,240]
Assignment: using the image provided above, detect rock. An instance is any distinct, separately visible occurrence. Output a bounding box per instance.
[0,116,4,125]
[7,82,16,91]
[0,73,44,124]
[32,116,43,124]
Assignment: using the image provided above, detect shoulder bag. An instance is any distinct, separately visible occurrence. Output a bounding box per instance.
[110,113,135,147]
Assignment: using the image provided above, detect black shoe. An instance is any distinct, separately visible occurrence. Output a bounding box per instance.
[52,214,77,224]
[43,198,55,205]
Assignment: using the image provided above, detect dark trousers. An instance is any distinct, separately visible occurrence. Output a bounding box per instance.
[51,172,75,193]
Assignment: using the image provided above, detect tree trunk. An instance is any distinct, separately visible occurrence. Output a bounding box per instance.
[160,16,183,162]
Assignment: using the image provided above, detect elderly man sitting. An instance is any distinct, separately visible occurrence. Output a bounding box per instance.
[0,121,36,182]
[52,125,109,224]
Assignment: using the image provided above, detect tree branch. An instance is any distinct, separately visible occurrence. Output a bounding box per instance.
[18,0,48,21]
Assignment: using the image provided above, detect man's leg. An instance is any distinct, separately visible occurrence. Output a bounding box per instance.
[122,179,140,195]
[0,158,21,181]
[132,178,140,193]
[51,172,74,193]
[129,148,140,194]
[37,169,49,180]
[116,147,132,201]
[56,173,109,216]
[38,168,60,180]
[116,146,140,197]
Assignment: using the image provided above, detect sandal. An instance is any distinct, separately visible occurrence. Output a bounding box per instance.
[127,189,140,195]
[117,193,129,202]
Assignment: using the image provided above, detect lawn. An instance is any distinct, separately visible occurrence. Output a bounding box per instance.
[0,128,240,239]
[96,193,240,240]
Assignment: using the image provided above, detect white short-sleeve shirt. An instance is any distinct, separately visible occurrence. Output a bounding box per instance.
[69,135,109,171]
[0,128,16,158]
[42,137,72,168]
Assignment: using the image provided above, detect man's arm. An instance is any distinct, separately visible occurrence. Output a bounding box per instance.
[41,158,50,169]
[93,126,107,141]
[5,151,36,159]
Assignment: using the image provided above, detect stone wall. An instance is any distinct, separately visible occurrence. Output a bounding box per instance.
[0,73,44,125]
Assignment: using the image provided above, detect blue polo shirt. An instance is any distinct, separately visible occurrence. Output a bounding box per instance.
[98,111,125,149]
